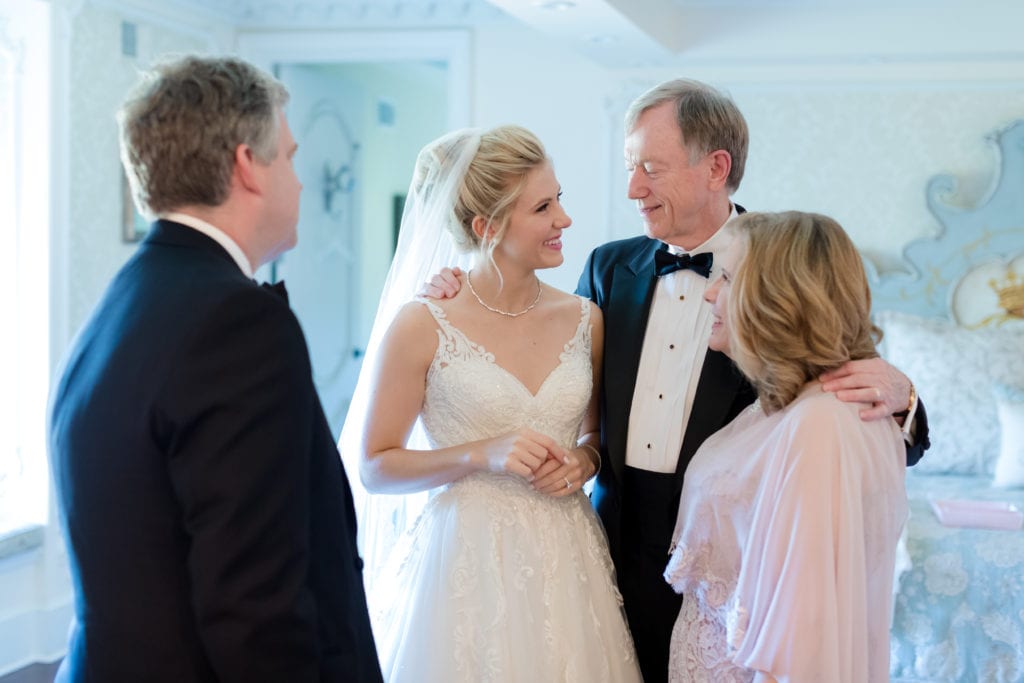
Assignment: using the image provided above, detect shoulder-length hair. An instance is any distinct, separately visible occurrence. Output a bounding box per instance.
[728,211,881,413]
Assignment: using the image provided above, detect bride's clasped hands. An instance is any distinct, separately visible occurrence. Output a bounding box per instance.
[468,427,594,497]
[530,444,596,497]
[469,426,560,481]
[341,124,641,682]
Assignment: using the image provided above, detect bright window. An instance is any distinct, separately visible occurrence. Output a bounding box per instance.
[0,0,50,536]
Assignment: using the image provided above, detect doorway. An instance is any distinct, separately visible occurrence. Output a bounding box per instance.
[239,30,470,437]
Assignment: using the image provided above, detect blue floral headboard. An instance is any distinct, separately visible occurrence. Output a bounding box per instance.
[866,119,1024,326]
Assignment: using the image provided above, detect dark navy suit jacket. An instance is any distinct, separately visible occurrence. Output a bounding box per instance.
[575,231,929,564]
[49,220,382,682]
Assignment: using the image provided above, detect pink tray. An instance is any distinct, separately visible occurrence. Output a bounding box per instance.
[931,499,1024,531]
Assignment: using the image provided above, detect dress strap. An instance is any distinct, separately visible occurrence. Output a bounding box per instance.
[576,295,591,336]
[416,297,458,340]
[560,295,593,358]
[415,296,494,364]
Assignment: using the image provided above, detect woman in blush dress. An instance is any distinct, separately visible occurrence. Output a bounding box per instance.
[665,211,908,683]
[340,125,640,683]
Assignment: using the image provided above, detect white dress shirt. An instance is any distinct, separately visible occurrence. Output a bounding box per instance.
[626,208,739,473]
[160,211,254,278]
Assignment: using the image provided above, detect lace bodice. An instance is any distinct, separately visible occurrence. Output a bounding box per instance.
[418,296,592,455]
[371,297,641,683]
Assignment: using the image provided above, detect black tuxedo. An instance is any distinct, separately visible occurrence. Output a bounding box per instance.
[49,220,382,682]
[576,230,929,682]
[576,233,756,681]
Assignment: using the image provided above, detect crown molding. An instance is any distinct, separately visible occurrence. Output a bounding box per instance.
[85,0,235,49]
[184,1,506,29]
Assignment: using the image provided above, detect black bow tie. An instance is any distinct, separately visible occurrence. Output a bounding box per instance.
[260,280,289,303]
[654,249,713,278]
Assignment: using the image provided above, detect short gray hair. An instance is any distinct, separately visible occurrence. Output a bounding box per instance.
[118,55,289,216]
[625,78,748,192]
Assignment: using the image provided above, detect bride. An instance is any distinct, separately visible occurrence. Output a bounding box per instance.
[340,125,641,682]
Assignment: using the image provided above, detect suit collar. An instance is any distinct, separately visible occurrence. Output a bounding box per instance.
[625,237,660,275]
[158,212,253,277]
[145,219,244,273]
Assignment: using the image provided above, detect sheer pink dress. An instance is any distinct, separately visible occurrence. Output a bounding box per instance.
[665,384,907,682]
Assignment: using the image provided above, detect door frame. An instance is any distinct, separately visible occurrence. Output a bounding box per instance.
[236,29,470,431]
[236,29,471,132]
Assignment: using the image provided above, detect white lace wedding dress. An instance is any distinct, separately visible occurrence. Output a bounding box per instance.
[369,297,641,683]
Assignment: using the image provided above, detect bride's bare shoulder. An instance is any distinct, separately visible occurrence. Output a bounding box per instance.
[539,284,580,308]
[540,286,600,320]
[386,300,445,341]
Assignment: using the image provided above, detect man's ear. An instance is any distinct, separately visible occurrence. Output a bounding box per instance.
[707,149,732,191]
[233,143,262,194]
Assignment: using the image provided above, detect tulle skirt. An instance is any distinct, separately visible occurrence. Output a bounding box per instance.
[369,472,642,683]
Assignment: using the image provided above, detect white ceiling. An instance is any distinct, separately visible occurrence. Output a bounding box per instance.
[181,0,1024,68]
[485,0,1024,68]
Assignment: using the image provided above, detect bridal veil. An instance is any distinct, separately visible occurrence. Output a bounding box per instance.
[337,128,482,586]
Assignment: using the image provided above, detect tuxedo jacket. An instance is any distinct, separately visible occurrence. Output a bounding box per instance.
[577,234,755,560]
[575,231,929,563]
[49,220,382,683]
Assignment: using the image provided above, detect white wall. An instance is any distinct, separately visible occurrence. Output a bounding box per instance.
[272,61,447,433]
[65,1,223,336]
[472,23,613,293]
[1,0,68,673]
[6,0,1024,673]
[0,0,231,675]
[330,62,448,346]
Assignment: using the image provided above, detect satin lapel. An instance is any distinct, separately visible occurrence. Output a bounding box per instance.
[671,202,750,485]
[603,243,659,482]
[674,349,750,484]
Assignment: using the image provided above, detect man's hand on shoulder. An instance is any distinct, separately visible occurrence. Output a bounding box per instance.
[418,266,463,299]
[819,357,912,421]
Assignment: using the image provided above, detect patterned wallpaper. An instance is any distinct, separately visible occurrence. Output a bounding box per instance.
[736,87,1024,272]
[67,3,213,336]
[604,80,1024,274]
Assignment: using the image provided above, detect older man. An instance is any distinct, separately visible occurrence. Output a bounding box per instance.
[575,78,928,682]
[49,56,382,682]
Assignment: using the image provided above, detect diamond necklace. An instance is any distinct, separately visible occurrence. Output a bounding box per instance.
[466,270,542,318]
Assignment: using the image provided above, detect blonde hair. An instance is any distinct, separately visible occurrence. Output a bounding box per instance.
[118,55,288,216]
[728,211,881,413]
[448,125,548,259]
[624,78,748,193]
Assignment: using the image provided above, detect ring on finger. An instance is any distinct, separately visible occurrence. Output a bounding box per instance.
[564,477,572,489]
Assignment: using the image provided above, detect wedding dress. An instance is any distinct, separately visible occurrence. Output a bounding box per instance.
[369,297,641,683]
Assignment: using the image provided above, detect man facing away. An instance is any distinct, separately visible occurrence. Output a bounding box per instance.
[49,55,382,682]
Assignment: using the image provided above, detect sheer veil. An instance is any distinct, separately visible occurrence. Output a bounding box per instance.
[338,128,482,588]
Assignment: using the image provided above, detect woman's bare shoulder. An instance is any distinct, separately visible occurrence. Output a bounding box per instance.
[386,299,445,344]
